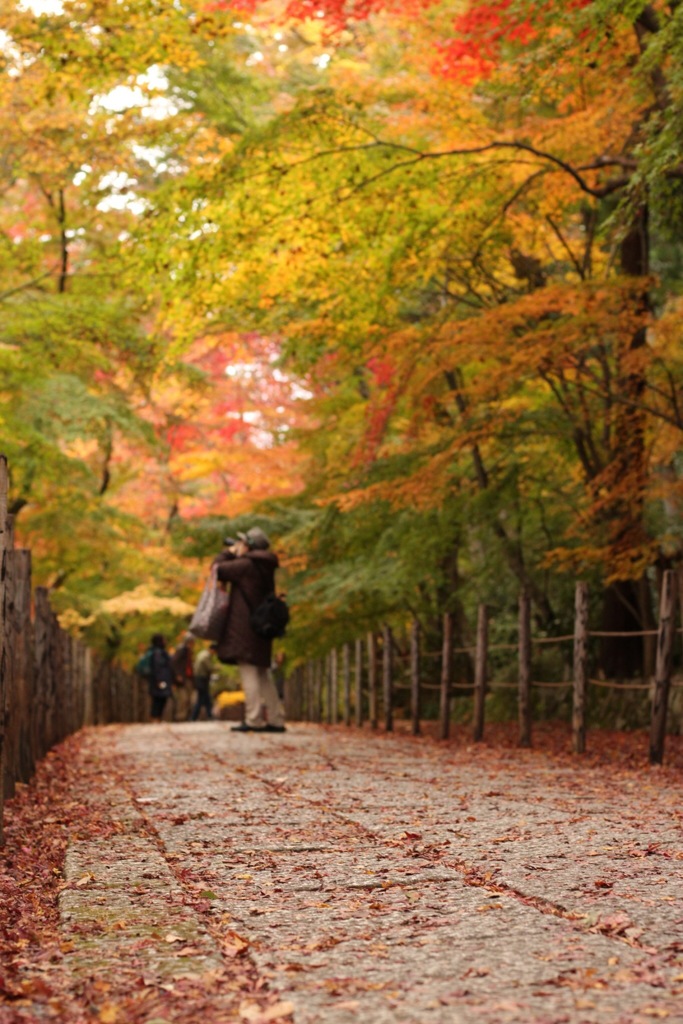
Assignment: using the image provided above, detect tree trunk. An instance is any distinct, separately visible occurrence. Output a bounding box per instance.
[599,205,654,678]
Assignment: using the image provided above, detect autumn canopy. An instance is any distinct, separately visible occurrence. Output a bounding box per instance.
[1,0,682,670]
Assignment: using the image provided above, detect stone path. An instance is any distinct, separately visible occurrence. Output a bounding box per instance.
[53,723,683,1022]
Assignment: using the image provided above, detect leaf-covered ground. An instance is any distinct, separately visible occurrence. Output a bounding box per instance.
[1,722,682,1023]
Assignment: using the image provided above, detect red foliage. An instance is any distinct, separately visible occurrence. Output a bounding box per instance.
[367,355,395,389]
[203,0,427,31]
[435,0,592,82]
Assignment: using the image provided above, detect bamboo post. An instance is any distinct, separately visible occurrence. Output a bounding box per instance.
[518,590,532,748]
[410,617,421,736]
[439,611,452,740]
[472,604,488,742]
[382,624,393,732]
[572,582,589,754]
[354,638,363,727]
[0,456,7,844]
[342,643,351,726]
[649,570,678,765]
[367,632,378,729]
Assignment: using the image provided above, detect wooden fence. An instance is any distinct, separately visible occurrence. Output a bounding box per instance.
[285,572,682,766]
[0,457,145,844]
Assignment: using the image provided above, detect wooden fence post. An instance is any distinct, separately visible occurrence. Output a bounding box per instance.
[649,569,678,765]
[342,643,351,726]
[518,590,532,748]
[285,665,300,722]
[33,588,51,756]
[439,612,452,740]
[305,661,313,721]
[572,582,589,754]
[3,517,15,801]
[297,664,305,721]
[472,604,488,742]
[12,551,33,783]
[315,658,323,723]
[410,617,421,736]
[382,625,393,732]
[367,632,378,729]
[0,456,7,844]
[308,660,315,722]
[354,638,363,727]
[330,648,338,725]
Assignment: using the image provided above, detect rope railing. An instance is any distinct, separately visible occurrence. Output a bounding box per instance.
[286,572,682,766]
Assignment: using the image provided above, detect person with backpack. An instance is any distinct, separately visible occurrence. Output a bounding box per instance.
[213,527,287,733]
[136,633,175,723]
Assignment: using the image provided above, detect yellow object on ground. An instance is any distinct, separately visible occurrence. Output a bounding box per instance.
[215,690,246,708]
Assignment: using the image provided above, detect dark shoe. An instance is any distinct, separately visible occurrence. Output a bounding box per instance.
[231,723,266,732]
[264,724,286,733]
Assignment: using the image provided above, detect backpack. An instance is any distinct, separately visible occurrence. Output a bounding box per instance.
[135,649,154,678]
[249,593,290,640]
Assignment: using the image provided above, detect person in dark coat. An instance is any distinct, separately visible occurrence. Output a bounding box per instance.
[137,633,175,723]
[191,642,217,721]
[213,527,286,732]
[170,633,195,721]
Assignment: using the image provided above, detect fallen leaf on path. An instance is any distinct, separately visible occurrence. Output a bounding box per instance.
[98,1002,121,1023]
[261,1001,295,1021]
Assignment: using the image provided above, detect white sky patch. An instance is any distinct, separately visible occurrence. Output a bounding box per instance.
[98,193,149,214]
[133,143,169,173]
[96,170,148,214]
[90,66,180,120]
[225,362,313,402]
[19,0,64,12]
[0,29,22,75]
[246,51,264,67]
[73,163,92,186]
[226,409,273,448]
[313,53,331,69]
[290,381,314,400]
[189,223,219,240]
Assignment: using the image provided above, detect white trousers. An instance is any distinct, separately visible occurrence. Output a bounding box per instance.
[238,663,285,728]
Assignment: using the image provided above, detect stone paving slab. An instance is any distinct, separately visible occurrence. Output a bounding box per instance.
[52,722,683,1023]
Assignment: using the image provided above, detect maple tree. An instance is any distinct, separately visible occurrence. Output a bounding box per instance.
[1,0,682,675]
[163,0,682,669]
[0,1,312,658]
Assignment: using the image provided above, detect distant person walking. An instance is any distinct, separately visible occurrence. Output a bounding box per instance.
[137,634,175,724]
[171,632,195,721]
[191,642,216,721]
[213,528,286,733]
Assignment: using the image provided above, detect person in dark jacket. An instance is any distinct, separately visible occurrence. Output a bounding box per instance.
[191,642,216,721]
[137,634,175,723]
[171,632,195,721]
[213,527,286,733]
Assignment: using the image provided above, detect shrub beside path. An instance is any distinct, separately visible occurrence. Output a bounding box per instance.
[1,721,683,1023]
